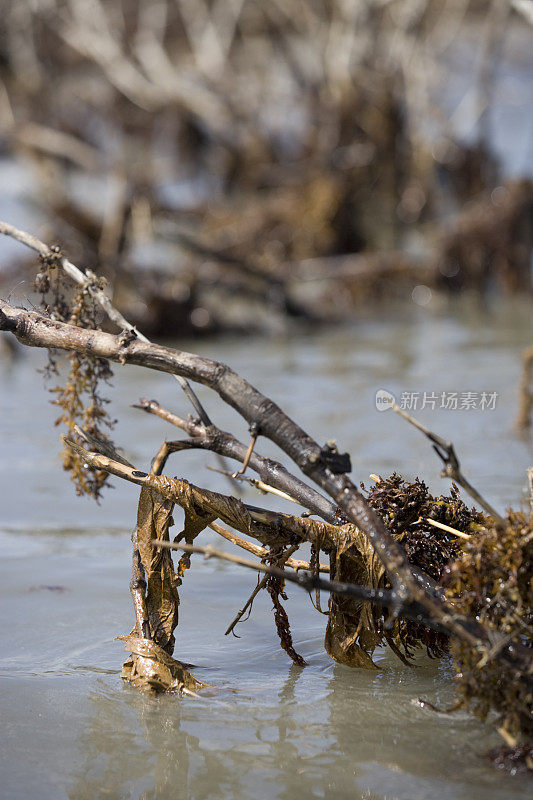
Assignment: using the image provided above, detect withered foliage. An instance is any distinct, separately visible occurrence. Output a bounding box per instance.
[122,484,204,693]
[363,474,486,660]
[325,522,385,669]
[443,511,533,746]
[35,253,115,499]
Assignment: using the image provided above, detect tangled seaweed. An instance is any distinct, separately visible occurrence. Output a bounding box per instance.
[443,511,533,750]
[35,252,115,499]
[486,743,533,776]
[266,547,307,667]
[363,474,486,660]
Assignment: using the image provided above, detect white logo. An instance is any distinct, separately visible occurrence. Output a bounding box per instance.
[375,389,395,412]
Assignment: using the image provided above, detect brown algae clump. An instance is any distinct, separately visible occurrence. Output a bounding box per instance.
[443,511,533,748]
[364,474,486,660]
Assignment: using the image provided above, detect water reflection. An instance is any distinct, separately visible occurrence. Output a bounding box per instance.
[62,651,532,800]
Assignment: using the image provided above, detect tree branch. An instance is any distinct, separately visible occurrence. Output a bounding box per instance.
[0,219,211,426]
[2,299,531,678]
[391,402,504,524]
[0,298,419,598]
[208,521,329,572]
[133,397,341,523]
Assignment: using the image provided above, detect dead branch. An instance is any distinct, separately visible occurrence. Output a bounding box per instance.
[1,289,531,677]
[392,402,504,524]
[209,522,329,572]
[133,397,341,523]
[208,467,300,505]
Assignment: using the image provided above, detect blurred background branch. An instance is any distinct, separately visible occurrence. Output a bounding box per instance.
[0,0,531,337]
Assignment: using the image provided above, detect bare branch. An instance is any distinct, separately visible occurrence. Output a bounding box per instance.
[206,465,300,505]
[209,522,329,572]
[133,397,339,522]
[0,220,211,426]
[392,402,504,525]
[154,540,443,632]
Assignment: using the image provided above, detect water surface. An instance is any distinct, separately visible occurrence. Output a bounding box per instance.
[1,302,533,799]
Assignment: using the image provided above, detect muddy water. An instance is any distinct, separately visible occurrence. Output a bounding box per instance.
[1,301,533,800]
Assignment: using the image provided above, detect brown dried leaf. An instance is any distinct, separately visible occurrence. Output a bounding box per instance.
[123,484,206,692]
[134,485,180,653]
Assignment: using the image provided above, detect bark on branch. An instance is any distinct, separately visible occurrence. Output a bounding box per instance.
[133,397,341,523]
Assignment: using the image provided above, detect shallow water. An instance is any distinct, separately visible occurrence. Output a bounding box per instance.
[1,301,533,800]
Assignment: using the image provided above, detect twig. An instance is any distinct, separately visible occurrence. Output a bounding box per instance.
[209,521,329,572]
[209,522,267,559]
[425,518,471,540]
[72,423,133,468]
[206,464,299,504]
[231,424,258,477]
[224,544,300,637]
[0,220,211,426]
[391,402,504,525]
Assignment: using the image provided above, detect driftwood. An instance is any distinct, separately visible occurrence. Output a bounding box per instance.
[2,293,532,682]
[1,222,531,770]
